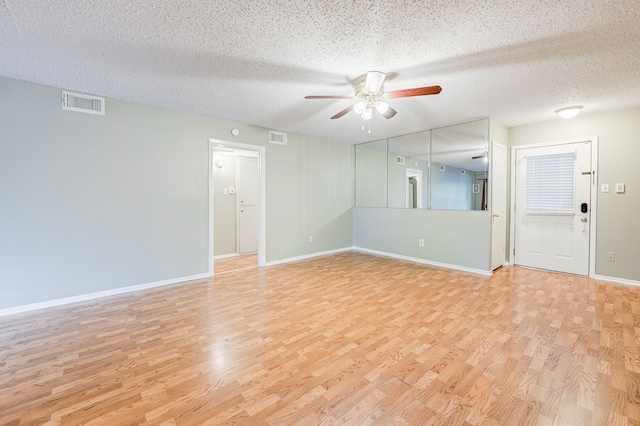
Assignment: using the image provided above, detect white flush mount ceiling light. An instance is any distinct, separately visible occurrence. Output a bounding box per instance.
[555,106,583,119]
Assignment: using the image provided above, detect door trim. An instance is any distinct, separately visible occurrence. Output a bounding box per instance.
[490,140,507,270]
[509,136,599,277]
[208,139,266,276]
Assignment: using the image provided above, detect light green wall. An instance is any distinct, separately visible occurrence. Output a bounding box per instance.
[489,119,509,147]
[353,208,491,271]
[0,76,353,309]
[508,107,640,281]
[355,141,387,207]
[267,134,353,260]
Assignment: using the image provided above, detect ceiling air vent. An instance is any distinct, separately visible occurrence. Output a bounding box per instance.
[269,131,287,145]
[62,91,105,115]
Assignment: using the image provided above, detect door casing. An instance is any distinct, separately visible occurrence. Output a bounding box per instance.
[208,139,266,276]
[490,141,507,270]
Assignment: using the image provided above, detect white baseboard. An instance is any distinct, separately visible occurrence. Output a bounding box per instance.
[0,272,211,317]
[592,274,640,288]
[265,247,354,267]
[213,253,239,260]
[353,247,492,276]
[1,248,494,316]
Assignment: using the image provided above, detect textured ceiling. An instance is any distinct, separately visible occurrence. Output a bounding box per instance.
[1,1,639,144]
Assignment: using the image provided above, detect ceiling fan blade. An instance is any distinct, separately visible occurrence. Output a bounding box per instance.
[472,154,487,159]
[386,85,442,99]
[331,104,355,119]
[304,95,354,99]
[365,71,386,93]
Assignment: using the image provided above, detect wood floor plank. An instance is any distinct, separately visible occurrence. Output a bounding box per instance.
[2,252,640,424]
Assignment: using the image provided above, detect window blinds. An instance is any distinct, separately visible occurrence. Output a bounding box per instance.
[526,152,575,214]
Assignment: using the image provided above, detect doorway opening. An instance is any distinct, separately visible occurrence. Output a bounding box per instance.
[208,139,266,275]
[406,169,423,208]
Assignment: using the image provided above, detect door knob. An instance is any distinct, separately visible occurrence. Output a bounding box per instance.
[581,218,587,222]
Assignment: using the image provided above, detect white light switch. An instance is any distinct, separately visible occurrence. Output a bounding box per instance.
[601,184,609,193]
[615,183,625,193]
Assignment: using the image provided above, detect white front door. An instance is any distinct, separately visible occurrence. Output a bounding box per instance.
[490,141,507,270]
[514,141,592,275]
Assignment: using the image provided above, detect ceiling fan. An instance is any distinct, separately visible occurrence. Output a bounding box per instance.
[305,71,441,131]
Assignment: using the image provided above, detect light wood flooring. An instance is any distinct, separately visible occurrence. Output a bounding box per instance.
[214,253,258,274]
[1,252,640,425]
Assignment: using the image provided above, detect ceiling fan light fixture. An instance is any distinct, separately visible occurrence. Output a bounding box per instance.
[364,71,386,93]
[555,106,583,119]
[304,70,441,130]
[374,101,389,114]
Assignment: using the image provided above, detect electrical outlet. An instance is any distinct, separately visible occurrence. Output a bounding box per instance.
[308,236,313,243]
[418,239,425,247]
[606,252,615,262]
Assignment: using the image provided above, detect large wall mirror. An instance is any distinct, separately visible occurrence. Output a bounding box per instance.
[355,118,489,211]
[431,119,489,210]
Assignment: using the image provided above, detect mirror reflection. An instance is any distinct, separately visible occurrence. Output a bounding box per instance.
[354,118,489,211]
[431,119,488,210]
[387,131,430,209]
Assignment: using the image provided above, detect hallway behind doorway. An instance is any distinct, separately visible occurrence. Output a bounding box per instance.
[214,253,258,274]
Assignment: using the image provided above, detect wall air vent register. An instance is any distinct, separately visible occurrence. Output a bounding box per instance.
[269,131,287,145]
[62,91,105,115]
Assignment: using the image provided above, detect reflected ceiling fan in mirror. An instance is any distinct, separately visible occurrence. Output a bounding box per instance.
[305,71,442,133]
[472,147,489,163]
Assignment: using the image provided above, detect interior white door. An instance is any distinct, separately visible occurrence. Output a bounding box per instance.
[490,141,507,270]
[236,157,259,206]
[514,141,591,275]
[238,205,258,253]
[236,157,259,254]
